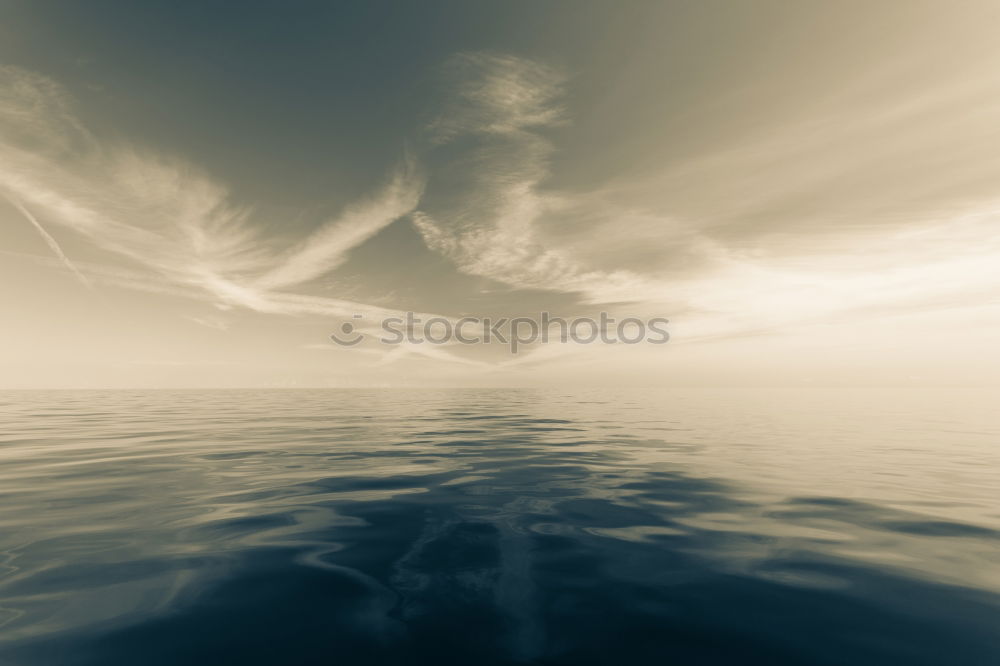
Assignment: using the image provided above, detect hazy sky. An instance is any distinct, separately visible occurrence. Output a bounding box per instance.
[2,1,999,388]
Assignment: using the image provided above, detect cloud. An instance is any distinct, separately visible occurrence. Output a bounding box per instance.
[2,193,92,288]
[253,155,424,291]
[370,340,492,368]
[413,53,655,304]
[412,51,1000,352]
[427,52,566,140]
[185,315,230,331]
[0,65,426,321]
[5,54,1000,380]
[0,65,94,154]
[0,69,272,300]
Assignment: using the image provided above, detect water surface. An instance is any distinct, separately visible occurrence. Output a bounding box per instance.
[1,388,998,665]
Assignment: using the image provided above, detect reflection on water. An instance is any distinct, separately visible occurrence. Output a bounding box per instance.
[0,388,998,665]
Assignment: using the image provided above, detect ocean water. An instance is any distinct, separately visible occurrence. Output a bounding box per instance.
[0,388,998,666]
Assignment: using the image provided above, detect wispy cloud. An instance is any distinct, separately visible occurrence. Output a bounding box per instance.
[185,315,230,331]
[0,65,425,322]
[369,340,492,368]
[2,193,92,288]
[5,52,1000,380]
[413,53,656,304]
[411,51,1000,351]
[253,156,424,291]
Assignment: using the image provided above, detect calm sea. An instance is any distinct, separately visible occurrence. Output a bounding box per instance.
[1,388,998,665]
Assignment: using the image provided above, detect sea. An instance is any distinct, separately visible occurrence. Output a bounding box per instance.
[0,388,998,665]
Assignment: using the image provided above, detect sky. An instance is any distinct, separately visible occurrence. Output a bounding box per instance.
[1,0,999,388]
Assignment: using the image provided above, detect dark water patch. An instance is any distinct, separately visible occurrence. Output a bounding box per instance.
[771,496,1000,540]
[879,520,1000,538]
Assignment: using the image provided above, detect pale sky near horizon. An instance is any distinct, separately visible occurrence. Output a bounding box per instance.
[1,1,999,388]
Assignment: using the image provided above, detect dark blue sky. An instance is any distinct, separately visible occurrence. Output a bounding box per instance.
[2,1,892,212]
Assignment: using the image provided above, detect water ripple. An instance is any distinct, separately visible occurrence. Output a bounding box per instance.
[0,388,998,665]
